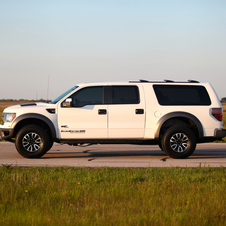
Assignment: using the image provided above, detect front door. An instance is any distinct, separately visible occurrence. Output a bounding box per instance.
[57,86,108,139]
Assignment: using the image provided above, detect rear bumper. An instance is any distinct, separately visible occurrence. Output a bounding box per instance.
[215,129,226,138]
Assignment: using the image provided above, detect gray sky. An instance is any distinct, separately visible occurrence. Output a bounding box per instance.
[1,0,226,100]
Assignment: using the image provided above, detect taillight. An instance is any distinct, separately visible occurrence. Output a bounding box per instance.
[211,108,223,121]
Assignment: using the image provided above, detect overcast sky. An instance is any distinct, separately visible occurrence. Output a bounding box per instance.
[1,0,226,100]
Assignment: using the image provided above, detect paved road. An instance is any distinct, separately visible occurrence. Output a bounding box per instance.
[0,142,226,167]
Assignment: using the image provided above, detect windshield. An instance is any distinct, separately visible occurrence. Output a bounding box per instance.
[51,86,79,104]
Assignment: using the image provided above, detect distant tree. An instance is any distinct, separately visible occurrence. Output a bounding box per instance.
[0,99,51,102]
[221,97,226,102]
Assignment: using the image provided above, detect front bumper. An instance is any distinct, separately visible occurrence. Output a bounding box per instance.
[215,129,226,138]
[0,128,14,140]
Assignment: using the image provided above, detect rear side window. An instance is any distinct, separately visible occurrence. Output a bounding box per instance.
[153,85,211,106]
[111,86,140,104]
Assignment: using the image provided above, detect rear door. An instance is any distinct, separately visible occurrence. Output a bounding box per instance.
[107,85,146,138]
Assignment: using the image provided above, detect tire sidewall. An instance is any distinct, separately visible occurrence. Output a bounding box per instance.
[15,125,50,158]
[161,126,196,159]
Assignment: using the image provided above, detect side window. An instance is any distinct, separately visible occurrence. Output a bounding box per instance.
[153,85,211,106]
[111,86,140,104]
[67,86,104,107]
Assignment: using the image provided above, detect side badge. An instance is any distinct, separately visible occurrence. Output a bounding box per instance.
[61,130,86,133]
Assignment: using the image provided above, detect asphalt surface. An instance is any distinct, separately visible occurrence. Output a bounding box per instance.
[0,142,226,167]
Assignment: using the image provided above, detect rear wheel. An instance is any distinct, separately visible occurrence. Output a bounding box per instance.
[15,125,51,158]
[161,126,196,159]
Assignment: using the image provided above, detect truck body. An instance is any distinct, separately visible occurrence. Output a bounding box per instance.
[1,80,226,158]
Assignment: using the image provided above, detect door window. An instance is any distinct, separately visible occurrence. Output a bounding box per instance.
[67,86,104,107]
[111,86,140,104]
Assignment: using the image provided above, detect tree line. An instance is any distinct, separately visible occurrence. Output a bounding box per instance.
[0,99,51,102]
[1,97,226,102]
[221,97,226,102]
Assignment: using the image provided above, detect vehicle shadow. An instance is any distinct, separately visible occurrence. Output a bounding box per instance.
[188,149,226,159]
[43,148,226,159]
[43,149,167,159]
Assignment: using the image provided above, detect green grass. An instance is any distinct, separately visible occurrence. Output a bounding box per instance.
[221,103,226,142]
[0,104,10,116]
[1,166,226,225]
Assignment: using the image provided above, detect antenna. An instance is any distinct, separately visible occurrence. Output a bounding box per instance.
[47,74,50,102]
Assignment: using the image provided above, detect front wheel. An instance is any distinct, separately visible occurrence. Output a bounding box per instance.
[15,125,51,158]
[161,126,196,159]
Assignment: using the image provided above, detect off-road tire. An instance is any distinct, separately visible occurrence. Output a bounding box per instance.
[15,124,51,158]
[161,125,196,159]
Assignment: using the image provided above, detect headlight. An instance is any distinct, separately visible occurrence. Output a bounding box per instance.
[1,113,16,125]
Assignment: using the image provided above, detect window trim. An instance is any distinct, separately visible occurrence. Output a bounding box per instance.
[61,85,140,107]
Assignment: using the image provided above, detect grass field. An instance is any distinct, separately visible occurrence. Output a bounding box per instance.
[0,103,226,225]
[221,103,226,142]
[0,101,34,118]
[1,166,226,226]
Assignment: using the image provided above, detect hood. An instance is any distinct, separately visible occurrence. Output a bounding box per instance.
[3,102,56,113]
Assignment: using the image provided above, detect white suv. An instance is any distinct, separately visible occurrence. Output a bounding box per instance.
[1,79,225,159]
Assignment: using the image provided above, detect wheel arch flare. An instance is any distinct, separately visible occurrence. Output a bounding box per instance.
[155,112,204,140]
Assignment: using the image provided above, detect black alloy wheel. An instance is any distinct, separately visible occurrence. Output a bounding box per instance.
[15,125,51,158]
[161,125,196,159]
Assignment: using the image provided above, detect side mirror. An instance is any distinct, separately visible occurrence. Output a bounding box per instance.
[63,98,72,107]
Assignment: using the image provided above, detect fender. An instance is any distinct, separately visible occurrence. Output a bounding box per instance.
[12,113,57,139]
[154,112,204,139]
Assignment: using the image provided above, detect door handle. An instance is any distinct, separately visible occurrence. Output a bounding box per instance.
[98,109,107,115]
[136,109,144,114]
